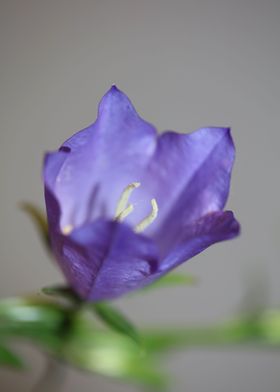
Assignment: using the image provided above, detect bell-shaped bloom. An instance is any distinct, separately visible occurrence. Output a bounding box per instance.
[43,86,240,301]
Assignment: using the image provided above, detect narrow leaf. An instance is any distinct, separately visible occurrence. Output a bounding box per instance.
[92,302,140,345]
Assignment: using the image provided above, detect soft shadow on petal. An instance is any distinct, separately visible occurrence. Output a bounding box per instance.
[50,219,159,301]
[142,128,235,248]
[43,150,70,230]
[45,86,157,231]
[44,150,70,190]
[156,210,240,275]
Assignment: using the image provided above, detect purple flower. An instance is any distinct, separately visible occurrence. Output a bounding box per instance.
[43,86,240,301]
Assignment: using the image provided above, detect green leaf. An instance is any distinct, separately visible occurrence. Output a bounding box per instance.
[0,344,24,368]
[0,297,68,350]
[20,202,50,250]
[59,315,167,390]
[92,302,141,345]
[0,296,166,389]
[141,272,197,292]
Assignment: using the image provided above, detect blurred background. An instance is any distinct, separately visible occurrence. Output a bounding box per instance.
[0,0,280,391]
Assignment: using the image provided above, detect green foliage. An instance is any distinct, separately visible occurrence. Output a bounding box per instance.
[0,296,167,390]
[143,313,280,354]
[141,272,197,292]
[0,297,68,351]
[92,302,141,345]
[42,285,80,304]
[42,285,141,344]
[0,293,280,390]
[0,344,24,368]
[59,314,166,390]
[258,310,280,344]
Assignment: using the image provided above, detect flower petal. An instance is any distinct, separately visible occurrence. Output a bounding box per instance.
[140,128,235,253]
[44,86,157,232]
[50,219,158,301]
[43,150,70,230]
[157,210,240,274]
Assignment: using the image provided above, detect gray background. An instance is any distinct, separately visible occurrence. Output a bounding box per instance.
[1,0,280,391]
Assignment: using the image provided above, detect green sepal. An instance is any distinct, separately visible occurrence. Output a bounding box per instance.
[42,286,141,345]
[43,286,142,345]
[141,272,197,293]
[92,302,141,345]
[42,285,80,304]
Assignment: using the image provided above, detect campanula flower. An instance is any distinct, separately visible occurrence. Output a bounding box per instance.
[43,86,240,301]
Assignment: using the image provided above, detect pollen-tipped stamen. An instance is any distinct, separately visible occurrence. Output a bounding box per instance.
[134,198,158,233]
[114,182,140,218]
[115,203,134,222]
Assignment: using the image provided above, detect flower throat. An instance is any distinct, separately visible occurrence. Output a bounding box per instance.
[62,182,158,235]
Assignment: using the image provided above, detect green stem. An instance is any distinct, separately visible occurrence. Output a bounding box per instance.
[143,313,280,353]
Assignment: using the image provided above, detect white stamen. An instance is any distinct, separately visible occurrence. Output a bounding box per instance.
[62,224,74,235]
[134,198,158,233]
[63,182,159,236]
[115,182,140,218]
[115,203,134,222]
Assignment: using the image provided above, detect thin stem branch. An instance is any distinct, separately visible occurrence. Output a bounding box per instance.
[143,312,280,353]
[31,356,66,392]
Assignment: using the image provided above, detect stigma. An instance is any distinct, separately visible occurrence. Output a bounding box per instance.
[115,182,159,233]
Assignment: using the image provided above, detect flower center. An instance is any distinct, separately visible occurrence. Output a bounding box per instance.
[115,182,158,233]
[62,182,158,235]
